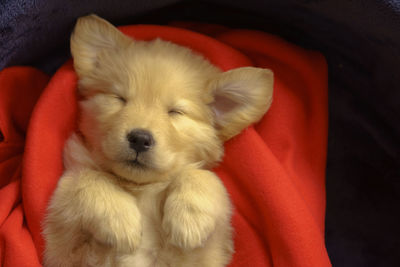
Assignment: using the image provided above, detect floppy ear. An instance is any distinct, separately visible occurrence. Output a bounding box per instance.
[70,14,132,78]
[209,67,274,141]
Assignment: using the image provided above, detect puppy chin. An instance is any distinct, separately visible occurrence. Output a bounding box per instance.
[107,159,170,184]
[98,144,183,183]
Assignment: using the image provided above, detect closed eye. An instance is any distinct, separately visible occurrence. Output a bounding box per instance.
[112,94,127,103]
[168,109,185,115]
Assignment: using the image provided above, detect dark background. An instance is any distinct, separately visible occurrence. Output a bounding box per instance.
[1,0,399,266]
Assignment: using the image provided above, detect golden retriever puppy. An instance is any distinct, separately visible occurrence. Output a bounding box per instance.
[43,15,273,267]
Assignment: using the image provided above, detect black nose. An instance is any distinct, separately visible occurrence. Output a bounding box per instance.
[127,129,155,153]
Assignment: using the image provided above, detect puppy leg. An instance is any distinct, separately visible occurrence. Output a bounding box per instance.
[162,169,231,250]
[46,169,142,257]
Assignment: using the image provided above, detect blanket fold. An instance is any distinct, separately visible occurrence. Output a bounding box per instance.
[0,24,331,266]
[0,67,49,267]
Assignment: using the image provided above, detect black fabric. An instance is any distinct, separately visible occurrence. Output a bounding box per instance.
[1,1,399,266]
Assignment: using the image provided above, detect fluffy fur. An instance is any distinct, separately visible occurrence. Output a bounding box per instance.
[43,15,273,267]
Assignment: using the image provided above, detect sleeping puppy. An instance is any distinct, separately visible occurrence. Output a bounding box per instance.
[43,15,273,267]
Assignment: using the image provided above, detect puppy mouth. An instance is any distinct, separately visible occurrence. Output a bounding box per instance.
[125,151,151,170]
[127,158,147,169]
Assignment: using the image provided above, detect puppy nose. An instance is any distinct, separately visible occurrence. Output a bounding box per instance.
[127,129,154,153]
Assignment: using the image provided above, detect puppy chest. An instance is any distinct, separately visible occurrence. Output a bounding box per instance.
[125,183,170,265]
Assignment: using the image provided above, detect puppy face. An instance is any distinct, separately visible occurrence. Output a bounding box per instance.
[71,15,273,183]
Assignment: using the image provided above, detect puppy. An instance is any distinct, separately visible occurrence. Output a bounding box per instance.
[43,15,273,267]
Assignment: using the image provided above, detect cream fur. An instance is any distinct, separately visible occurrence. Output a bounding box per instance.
[43,14,273,267]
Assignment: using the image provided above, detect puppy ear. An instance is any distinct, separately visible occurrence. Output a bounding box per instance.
[70,14,132,77]
[209,67,274,141]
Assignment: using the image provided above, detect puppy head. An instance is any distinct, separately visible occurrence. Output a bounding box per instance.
[71,15,273,183]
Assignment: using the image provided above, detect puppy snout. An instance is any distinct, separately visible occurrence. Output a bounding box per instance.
[127,129,155,153]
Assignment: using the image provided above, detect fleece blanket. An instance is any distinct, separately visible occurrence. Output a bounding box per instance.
[0,24,330,266]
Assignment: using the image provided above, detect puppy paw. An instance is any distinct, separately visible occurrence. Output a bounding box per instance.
[162,191,216,249]
[92,204,142,254]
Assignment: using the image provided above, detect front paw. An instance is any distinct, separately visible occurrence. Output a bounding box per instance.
[162,192,216,250]
[93,207,142,254]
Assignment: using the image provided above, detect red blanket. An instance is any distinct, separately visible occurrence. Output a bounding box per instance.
[0,24,331,266]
